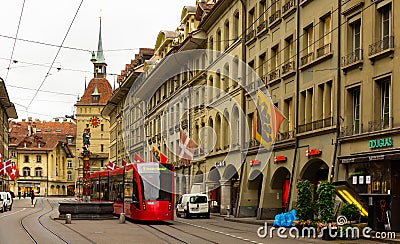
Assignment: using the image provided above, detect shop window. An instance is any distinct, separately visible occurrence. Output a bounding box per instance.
[347,162,391,195]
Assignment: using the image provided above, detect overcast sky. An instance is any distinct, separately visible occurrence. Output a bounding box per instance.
[0,0,195,120]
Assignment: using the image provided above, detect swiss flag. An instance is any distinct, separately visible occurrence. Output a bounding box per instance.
[6,161,18,180]
[0,159,12,176]
[106,161,119,171]
[134,153,144,163]
[178,130,198,164]
[122,160,128,166]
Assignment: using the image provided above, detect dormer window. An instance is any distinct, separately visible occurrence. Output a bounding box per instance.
[91,85,101,103]
[24,143,27,148]
[38,143,41,148]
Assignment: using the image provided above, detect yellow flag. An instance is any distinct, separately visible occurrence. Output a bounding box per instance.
[254,90,284,151]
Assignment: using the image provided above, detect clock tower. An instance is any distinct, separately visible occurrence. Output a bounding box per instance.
[75,17,113,178]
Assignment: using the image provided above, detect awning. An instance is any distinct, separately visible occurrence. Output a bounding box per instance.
[338,151,400,164]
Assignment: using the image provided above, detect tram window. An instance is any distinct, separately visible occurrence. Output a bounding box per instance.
[132,178,140,209]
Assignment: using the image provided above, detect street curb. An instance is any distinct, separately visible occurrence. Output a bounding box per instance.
[223,217,273,226]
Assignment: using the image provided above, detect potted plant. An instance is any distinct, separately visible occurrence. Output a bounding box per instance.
[316,181,336,240]
[295,180,315,235]
[338,203,361,239]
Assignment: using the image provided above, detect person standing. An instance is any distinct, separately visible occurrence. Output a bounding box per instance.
[18,188,22,199]
[30,190,35,205]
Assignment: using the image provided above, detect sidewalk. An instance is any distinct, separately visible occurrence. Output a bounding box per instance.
[221,214,400,243]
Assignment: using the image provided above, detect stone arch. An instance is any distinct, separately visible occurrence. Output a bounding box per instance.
[271,167,291,210]
[207,166,221,213]
[300,158,329,184]
[223,164,238,181]
[193,170,204,184]
[248,170,263,211]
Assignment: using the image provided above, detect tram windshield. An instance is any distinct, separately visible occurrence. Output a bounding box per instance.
[138,163,173,201]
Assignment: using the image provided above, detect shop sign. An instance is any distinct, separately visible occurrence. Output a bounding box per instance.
[274,156,287,163]
[306,149,321,157]
[250,160,260,166]
[215,161,226,167]
[368,137,393,149]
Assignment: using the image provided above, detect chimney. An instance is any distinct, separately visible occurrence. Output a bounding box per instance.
[22,119,26,122]
[28,124,32,136]
[28,117,32,122]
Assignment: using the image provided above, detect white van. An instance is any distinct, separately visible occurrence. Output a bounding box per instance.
[176,193,209,218]
[0,192,12,212]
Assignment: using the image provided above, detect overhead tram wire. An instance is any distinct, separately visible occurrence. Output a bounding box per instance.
[27,0,84,109]
[4,0,26,83]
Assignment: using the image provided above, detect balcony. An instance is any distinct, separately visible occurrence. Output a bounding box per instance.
[257,20,267,36]
[246,29,256,44]
[267,68,281,85]
[300,52,314,67]
[298,117,333,133]
[246,139,260,148]
[269,10,281,28]
[368,36,394,62]
[340,124,362,137]
[281,61,296,78]
[341,49,363,72]
[282,0,296,18]
[316,43,332,58]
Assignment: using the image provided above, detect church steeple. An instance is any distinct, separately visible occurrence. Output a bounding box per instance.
[91,17,107,78]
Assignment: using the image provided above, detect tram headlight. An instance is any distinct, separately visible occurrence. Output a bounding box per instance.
[143,201,146,210]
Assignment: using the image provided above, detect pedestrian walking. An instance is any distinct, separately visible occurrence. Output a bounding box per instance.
[18,189,22,199]
[30,190,35,205]
[23,192,26,199]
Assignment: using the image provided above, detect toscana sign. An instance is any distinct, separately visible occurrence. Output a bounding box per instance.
[368,137,393,149]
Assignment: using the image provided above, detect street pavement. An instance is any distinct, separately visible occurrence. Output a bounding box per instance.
[0,197,398,244]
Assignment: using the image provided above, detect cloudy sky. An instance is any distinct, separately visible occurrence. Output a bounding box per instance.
[0,0,194,120]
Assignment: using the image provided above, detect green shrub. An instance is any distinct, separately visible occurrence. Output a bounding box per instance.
[316,181,335,223]
[340,203,360,223]
[296,180,314,221]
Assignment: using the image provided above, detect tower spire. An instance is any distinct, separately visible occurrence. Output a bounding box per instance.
[96,16,105,63]
[91,16,107,78]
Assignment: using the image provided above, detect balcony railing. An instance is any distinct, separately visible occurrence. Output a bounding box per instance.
[368,118,393,132]
[369,36,394,56]
[269,10,281,26]
[247,139,260,148]
[267,68,281,83]
[257,20,267,34]
[341,49,363,67]
[246,29,255,42]
[298,117,333,133]
[282,0,295,16]
[300,52,314,66]
[317,43,332,58]
[282,61,295,75]
[276,131,294,141]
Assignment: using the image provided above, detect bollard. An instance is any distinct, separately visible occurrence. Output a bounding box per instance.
[65,214,72,224]
[119,213,126,224]
[226,205,231,218]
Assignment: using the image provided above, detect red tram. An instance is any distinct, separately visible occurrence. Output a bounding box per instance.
[89,162,174,221]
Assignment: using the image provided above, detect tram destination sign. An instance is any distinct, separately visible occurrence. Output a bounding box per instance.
[368,137,393,149]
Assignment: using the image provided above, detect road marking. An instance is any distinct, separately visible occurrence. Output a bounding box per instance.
[0,208,26,219]
[178,220,263,244]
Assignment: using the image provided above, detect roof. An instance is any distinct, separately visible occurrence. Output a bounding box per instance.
[0,77,17,119]
[9,120,76,154]
[75,78,113,106]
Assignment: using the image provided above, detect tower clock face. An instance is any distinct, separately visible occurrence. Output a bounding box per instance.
[89,116,100,128]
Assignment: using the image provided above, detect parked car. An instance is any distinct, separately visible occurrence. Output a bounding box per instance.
[0,192,13,212]
[176,193,210,218]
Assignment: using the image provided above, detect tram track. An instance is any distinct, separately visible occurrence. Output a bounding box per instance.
[135,223,188,244]
[20,198,69,244]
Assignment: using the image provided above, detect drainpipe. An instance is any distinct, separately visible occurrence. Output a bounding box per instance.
[330,0,342,182]
[286,0,301,212]
[236,0,247,218]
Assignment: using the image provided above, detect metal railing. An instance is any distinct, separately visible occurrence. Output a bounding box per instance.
[368,118,393,132]
[368,36,394,56]
[341,48,363,67]
[300,52,314,66]
[317,43,332,58]
[282,0,295,15]
[282,61,295,75]
[246,29,255,42]
[276,131,294,141]
[246,139,260,148]
[257,20,267,34]
[267,68,281,82]
[298,117,333,133]
[269,10,281,25]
